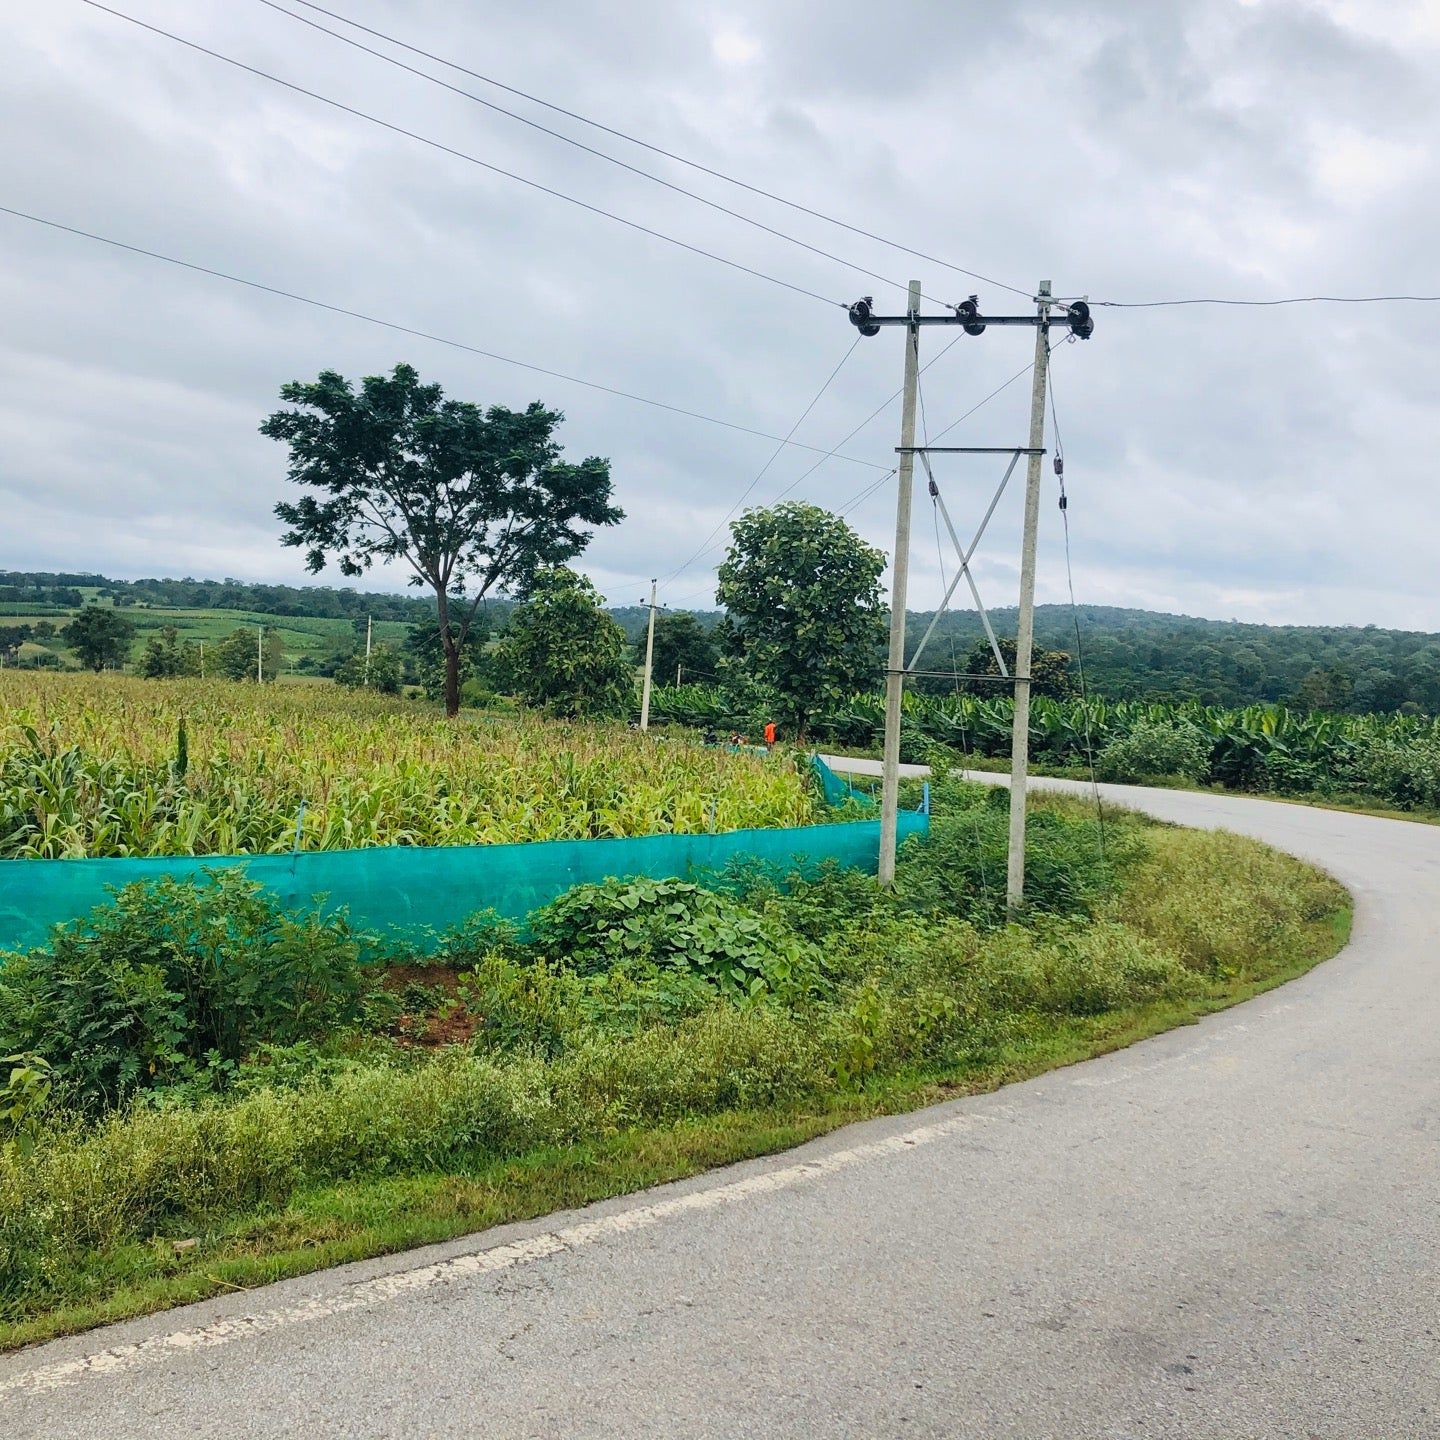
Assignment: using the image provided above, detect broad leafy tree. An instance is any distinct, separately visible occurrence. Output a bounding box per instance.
[716,502,886,737]
[494,567,633,719]
[65,606,136,672]
[641,612,720,686]
[213,627,283,682]
[959,637,1074,700]
[262,364,621,716]
[335,643,403,694]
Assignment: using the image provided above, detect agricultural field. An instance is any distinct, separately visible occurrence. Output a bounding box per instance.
[0,673,815,858]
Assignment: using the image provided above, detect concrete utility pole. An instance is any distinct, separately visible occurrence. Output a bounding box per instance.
[257,625,264,684]
[846,281,1092,906]
[1007,283,1052,915]
[878,280,923,887]
[639,578,658,731]
[364,614,373,686]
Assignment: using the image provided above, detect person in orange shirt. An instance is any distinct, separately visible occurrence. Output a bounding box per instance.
[764,721,777,748]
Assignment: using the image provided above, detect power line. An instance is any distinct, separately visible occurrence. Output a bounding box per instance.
[1096,293,1440,308]
[0,204,891,471]
[661,336,861,584]
[79,0,843,309]
[252,0,946,307]
[277,0,1033,300]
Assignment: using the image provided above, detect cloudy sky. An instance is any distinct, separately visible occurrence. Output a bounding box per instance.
[4,0,1438,628]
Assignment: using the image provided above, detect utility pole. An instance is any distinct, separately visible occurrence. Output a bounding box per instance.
[639,578,658,731]
[257,625,264,684]
[1007,283,1052,915]
[846,283,1092,905]
[878,280,923,887]
[364,614,373,687]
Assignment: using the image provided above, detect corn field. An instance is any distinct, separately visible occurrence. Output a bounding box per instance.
[647,684,1440,809]
[0,675,818,859]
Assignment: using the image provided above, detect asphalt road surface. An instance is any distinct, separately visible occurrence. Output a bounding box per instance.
[4,768,1437,1438]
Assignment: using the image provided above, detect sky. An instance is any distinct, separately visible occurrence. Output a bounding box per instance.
[3,0,1438,629]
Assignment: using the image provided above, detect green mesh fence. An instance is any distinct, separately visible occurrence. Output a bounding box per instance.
[0,810,928,955]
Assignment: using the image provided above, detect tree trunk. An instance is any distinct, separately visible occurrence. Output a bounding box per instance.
[435,586,462,719]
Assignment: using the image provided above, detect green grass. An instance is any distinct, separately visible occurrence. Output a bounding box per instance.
[0,856,1350,1352]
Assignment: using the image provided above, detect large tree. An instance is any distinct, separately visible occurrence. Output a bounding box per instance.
[65,606,135,672]
[494,567,633,719]
[716,502,886,737]
[262,364,621,716]
[959,637,1074,700]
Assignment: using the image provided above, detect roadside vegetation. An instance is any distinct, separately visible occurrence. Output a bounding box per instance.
[0,776,1348,1347]
[651,684,1440,816]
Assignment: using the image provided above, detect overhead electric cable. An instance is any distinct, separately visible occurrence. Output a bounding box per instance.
[1096,293,1440,308]
[253,0,943,305]
[79,0,843,308]
[0,204,889,470]
[277,0,1033,300]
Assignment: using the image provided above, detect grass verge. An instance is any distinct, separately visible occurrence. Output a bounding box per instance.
[2,882,1350,1353]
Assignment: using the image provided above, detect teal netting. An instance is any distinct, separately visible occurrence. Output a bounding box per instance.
[810,754,877,807]
[0,811,929,955]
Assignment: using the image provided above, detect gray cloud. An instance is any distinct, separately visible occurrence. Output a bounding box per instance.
[2,0,1437,627]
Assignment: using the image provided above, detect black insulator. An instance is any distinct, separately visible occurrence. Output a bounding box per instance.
[955,295,987,336]
[848,297,881,337]
[927,478,939,498]
[1067,300,1094,339]
[1054,455,1064,475]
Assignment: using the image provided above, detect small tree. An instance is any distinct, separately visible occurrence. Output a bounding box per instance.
[139,626,196,679]
[213,628,282,682]
[716,503,886,737]
[494,567,633,719]
[65,606,136,672]
[335,643,403,694]
[960,637,1074,700]
[263,363,622,717]
[641,612,719,686]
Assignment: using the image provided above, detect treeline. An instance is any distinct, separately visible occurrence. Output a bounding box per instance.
[909,604,1440,716]
[0,571,434,622]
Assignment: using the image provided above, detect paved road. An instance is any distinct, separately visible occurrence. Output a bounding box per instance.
[4,771,1438,1438]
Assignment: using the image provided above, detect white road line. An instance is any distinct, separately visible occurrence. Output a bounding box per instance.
[0,1102,1011,1401]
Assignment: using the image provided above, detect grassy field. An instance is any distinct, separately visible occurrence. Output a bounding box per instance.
[0,776,1349,1347]
[0,673,815,856]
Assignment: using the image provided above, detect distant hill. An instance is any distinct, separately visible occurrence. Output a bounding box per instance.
[2,572,1436,715]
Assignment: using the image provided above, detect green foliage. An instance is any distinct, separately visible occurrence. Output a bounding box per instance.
[334,643,403,694]
[262,363,621,715]
[0,1054,52,1156]
[955,637,1074,699]
[716,502,886,737]
[1096,719,1210,784]
[211,627,282,682]
[640,612,719,685]
[64,605,135,672]
[0,872,366,1112]
[896,776,1118,926]
[529,876,825,1002]
[494,567,633,719]
[138,626,198,679]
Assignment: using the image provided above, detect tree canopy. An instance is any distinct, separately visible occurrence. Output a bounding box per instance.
[640,612,720,686]
[262,363,621,715]
[494,567,633,719]
[716,503,886,736]
[65,606,135,672]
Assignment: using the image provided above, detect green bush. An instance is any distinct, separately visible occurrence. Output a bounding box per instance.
[896,778,1117,926]
[1096,720,1210,785]
[529,876,825,1003]
[0,872,366,1113]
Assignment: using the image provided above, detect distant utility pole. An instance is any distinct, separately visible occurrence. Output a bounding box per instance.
[847,282,1093,908]
[639,578,659,731]
[364,614,373,687]
[257,625,264,684]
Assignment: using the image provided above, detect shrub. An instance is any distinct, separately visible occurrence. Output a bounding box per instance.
[0,872,366,1112]
[1095,721,1210,785]
[528,876,825,1002]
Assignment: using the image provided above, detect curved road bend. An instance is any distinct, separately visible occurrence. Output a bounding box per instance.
[3,770,1438,1438]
